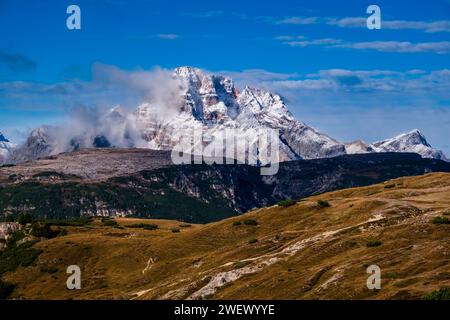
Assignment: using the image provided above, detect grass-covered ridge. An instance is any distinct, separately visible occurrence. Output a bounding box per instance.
[2,172,449,300]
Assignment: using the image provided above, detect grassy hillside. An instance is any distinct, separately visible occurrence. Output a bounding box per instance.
[2,173,450,300]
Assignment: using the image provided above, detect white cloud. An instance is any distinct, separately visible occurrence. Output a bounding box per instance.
[333,40,450,54]
[277,16,319,25]
[157,34,179,40]
[278,36,450,54]
[219,68,450,95]
[286,38,343,47]
[274,35,305,41]
[278,16,450,33]
[330,17,450,33]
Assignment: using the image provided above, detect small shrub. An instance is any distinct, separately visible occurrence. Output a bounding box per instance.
[17,212,33,225]
[277,199,297,208]
[6,231,25,247]
[102,219,119,227]
[30,222,59,239]
[32,171,64,178]
[317,200,331,208]
[243,219,258,226]
[366,240,382,247]
[0,164,15,168]
[0,280,15,299]
[232,221,242,226]
[3,215,15,222]
[384,183,396,189]
[0,241,42,275]
[248,239,258,244]
[125,223,158,230]
[179,223,192,228]
[171,228,180,233]
[40,266,58,274]
[45,217,92,227]
[423,288,450,300]
[384,272,401,279]
[233,261,250,269]
[443,210,450,216]
[432,216,450,225]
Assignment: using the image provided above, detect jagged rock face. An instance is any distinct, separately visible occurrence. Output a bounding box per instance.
[174,66,240,122]
[0,131,16,164]
[9,127,56,163]
[0,222,20,240]
[370,129,448,161]
[137,66,346,161]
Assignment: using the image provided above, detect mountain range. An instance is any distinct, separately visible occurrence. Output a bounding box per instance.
[0,66,448,164]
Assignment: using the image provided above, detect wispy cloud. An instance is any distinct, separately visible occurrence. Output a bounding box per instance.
[277,16,319,25]
[333,40,450,54]
[282,37,450,54]
[328,17,450,33]
[219,68,450,95]
[286,38,343,47]
[274,35,305,41]
[278,16,450,33]
[157,33,180,40]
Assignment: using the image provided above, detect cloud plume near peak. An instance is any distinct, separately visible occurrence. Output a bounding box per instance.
[4,64,186,152]
[91,63,183,117]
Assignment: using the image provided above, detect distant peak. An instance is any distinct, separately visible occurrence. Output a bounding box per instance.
[174,66,204,78]
[397,129,429,146]
[0,131,10,143]
[403,129,423,137]
[174,66,197,72]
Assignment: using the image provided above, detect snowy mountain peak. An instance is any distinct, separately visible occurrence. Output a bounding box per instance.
[136,67,347,160]
[394,129,431,147]
[370,130,447,161]
[172,66,239,122]
[238,86,293,121]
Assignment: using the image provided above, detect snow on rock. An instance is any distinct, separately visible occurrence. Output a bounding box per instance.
[370,129,448,161]
[137,66,346,161]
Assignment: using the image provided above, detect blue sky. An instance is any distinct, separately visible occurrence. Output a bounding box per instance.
[1,0,450,154]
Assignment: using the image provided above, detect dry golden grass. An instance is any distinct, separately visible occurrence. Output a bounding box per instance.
[3,173,450,300]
